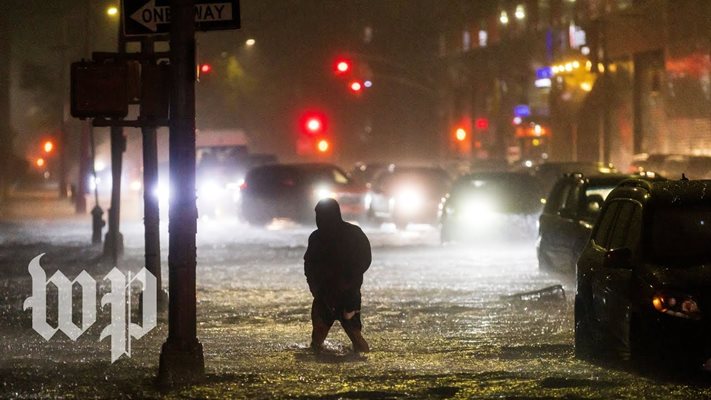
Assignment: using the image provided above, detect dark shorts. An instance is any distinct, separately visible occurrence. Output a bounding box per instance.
[311,294,362,330]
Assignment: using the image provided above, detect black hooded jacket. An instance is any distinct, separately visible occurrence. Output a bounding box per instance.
[304,199,371,303]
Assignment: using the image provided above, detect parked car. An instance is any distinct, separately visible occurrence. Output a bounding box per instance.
[240,163,366,225]
[531,161,617,196]
[575,178,711,368]
[630,153,711,180]
[538,173,665,273]
[440,172,544,243]
[367,165,451,229]
[628,153,668,175]
[660,154,711,180]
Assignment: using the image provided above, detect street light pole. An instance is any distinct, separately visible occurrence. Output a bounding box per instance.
[158,0,204,386]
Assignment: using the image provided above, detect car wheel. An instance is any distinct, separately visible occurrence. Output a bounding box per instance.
[628,314,653,369]
[574,294,595,360]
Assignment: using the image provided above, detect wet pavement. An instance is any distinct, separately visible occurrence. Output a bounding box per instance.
[1,196,711,398]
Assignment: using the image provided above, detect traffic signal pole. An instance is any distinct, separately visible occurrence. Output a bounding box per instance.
[158,0,204,386]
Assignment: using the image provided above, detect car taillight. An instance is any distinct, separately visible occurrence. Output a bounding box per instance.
[240,181,248,190]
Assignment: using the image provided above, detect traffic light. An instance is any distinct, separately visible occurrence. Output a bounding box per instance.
[452,124,471,156]
[306,117,323,134]
[455,128,467,142]
[43,140,54,154]
[197,63,213,82]
[70,61,129,119]
[349,81,363,93]
[316,138,330,153]
[475,118,490,130]
[297,111,333,156]
[300,112,327,136]
[334,58,352,75]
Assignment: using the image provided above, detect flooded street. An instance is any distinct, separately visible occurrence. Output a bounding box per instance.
[1,216,710,398]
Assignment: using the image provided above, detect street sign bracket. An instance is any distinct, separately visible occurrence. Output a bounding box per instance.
[93,118,169,128]
[92,51,170,62]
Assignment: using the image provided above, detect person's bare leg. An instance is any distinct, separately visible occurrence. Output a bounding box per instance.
[311,300,331,352]
[342,312,369,353]
[311,321,331,351]
[344,327,370,353]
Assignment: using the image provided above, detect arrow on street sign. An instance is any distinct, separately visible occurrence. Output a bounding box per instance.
[122,0,240,36]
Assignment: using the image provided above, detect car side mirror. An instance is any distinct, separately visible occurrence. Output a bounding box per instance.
[586,199,603,214]
[604,247,632,269]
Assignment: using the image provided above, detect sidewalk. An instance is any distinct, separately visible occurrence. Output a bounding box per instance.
[0,184,77,221]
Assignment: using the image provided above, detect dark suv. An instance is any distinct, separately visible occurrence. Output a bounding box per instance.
[575,179,711,368]
[538,173,664,273]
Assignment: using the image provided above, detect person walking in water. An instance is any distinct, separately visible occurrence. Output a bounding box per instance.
[304,198,371,353]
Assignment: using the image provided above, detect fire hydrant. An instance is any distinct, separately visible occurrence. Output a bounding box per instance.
[91,205,105,244]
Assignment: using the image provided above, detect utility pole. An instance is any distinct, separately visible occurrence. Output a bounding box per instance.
[158,0,204,386]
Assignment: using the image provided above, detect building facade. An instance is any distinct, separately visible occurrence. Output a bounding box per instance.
[438,0,711,170]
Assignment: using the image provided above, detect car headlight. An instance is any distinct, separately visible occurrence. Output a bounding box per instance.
[652,293,702,320]
[153,184,170,203]
[199,180,222,198]
[395,188,424,213]
[459,199,496,222]
[130,180,142,192]
[314,186,336,201]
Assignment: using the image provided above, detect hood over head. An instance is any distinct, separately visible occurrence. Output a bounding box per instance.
[315,198,342,230]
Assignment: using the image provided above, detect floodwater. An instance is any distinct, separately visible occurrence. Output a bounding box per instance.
[1,216,710,399]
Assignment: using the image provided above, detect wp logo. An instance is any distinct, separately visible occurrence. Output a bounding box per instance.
[23,254,157,363]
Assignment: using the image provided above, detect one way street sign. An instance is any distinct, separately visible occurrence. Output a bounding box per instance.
[122,0,240,36]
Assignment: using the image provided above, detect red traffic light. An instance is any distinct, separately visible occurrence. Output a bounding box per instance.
[349,81,362,93]
[199,63,212,74]
[334,58,351,75]
[475,118,489,130]
[300,112,328,136]
[306,117,322,133]
[337,61,350,73]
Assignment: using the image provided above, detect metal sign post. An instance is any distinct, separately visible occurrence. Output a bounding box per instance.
[157,0,204,386]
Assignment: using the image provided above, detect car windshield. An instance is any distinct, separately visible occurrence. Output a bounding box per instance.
[647,205,711,266]
[452,175,542,214]
[299,166,350,185]
[585,185,616,200]
[386,169,450,194]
